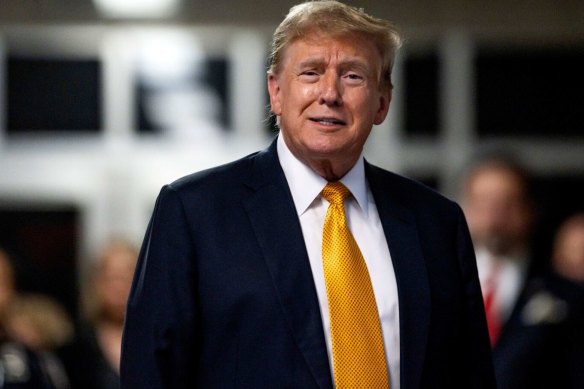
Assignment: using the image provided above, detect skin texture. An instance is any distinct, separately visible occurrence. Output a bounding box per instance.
[94,243,137,325]
[268,31,391,181]
[0,251,15,323]
[93,242,138,374]
[552,214,584,282]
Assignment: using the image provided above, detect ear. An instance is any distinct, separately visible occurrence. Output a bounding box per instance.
[373,88,392,125]
[267,73,282,116]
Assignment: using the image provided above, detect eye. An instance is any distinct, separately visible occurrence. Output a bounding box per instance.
[298,69,320,82]
[343,71,365,84]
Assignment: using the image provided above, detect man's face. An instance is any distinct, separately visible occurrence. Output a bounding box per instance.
[0,254,14,317]
[553,219,584,282]
[268,32,390,173]
[96,248,137,323]
[462,167,533,256]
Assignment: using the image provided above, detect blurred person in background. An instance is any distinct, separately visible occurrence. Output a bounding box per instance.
[552,212,584,284]
[545,212,584,387]
[60,239,138,389]
[5,293,73,389]
[460,156,536,345]
[0,248,67,389]
[461,156,584,388]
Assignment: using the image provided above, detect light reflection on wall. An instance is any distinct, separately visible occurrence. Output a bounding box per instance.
[135,31,224,139]
[93,0,181,19]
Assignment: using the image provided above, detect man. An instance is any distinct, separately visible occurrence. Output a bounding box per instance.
[121,1,495,388]
[460,157,584,388]
[460,157,535,346]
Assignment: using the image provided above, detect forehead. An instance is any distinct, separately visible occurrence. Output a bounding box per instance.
[98,246,136,271]
[468,167,525,198]
[280,31,382,69]
[0,255,12,281]
[560,219,584,241]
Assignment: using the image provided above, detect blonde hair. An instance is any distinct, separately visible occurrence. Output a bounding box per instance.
[6,293,74,350]
[268,0,402,89]
[82,238,138,324]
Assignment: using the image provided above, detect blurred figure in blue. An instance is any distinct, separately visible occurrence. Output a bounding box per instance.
[461,157,584,389]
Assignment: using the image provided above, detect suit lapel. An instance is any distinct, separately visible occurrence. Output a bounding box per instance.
[243,140,333,389]
[367,163,431,389]
[241,143,432,389]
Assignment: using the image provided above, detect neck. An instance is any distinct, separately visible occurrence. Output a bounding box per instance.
[279,132,361,182]
[308,157,357,181]
[98,318,124,331]
[97,311,125,328]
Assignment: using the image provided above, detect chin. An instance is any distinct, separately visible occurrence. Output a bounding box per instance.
[305,137,350,156]
[484,236,514,256]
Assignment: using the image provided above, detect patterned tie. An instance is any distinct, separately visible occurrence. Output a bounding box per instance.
[321,181,390,388]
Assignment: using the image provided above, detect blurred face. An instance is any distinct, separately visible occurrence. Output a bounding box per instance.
[553,218,584,282]
[0,253,14,318]
[5,316,43,350]
[268,32,391,179]
[462,166,533,256]
[95,247,137,323]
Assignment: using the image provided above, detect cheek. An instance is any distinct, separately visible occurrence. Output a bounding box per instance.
[350,91,379,117]
[279,88,316,120]
[295,84,319,109]
[298,87,316,101]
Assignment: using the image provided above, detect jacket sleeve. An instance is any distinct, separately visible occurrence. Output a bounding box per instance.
[455,204,497,388]
[120,185,199,389]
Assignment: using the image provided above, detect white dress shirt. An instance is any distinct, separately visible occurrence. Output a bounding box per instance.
[277,135,401,389]
[475,247,529,323]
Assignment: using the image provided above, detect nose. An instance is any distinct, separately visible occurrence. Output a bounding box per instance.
[318,73,342,106]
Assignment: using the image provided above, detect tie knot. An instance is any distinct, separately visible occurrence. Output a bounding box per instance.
[321,181,350,206]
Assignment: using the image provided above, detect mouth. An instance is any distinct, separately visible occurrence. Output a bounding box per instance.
[309,117,347,126]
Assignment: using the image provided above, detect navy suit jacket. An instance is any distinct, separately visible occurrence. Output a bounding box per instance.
[121,138,495,388]
[493,272,584,389]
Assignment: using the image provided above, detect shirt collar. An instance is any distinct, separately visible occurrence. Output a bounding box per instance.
[277,134,369,216]
[475,247,529,276]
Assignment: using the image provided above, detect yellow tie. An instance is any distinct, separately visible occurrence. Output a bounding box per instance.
[321,181,390,388]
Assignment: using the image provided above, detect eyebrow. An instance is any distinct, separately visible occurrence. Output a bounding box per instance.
[296,58,326,70]
[296,57,373,75]
[340,60,372,75]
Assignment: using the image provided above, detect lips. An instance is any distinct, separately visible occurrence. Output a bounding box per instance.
[309,116,347,126]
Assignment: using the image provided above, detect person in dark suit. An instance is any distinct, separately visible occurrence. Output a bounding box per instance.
[460,156,584,389]
[121,1,495,388]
